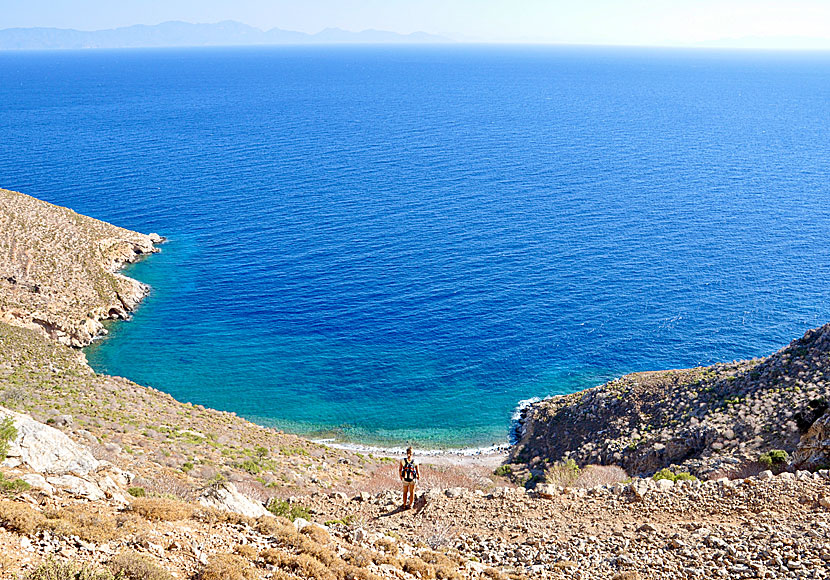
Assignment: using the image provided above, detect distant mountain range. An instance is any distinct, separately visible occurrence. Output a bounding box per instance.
[0,21,452,50]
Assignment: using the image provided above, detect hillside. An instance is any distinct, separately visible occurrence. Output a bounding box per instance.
[0,187,829,580]
[509,324,830,481]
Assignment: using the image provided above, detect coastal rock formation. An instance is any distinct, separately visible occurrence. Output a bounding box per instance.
[793,409,830,470]
[511,323,830,478]
[0,187,161,347]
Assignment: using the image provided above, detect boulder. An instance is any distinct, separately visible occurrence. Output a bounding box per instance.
[792,410,830,470]
[19,473,54,495]
[47,475,106,500]
[197,482,268,518]
[0,407,100,475]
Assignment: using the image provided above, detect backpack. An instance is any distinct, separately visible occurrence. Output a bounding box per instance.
[402,459,417,482]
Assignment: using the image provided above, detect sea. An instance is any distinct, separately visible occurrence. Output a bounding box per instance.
[1,45,829,449]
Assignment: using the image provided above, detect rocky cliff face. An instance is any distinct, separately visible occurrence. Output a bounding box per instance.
[793,410,830,470]
[510,324,830,478]
[0,188,161,347]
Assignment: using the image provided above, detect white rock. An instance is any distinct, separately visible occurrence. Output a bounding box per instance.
[197,482,268,518]
[46,475,106,500]
[445,487,464,498]
[19,473,54,494]
[758,470,774,481]
[0,407,100,475]
[655,478,674,491]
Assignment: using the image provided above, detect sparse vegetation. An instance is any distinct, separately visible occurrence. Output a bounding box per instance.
[653,468,697,483]
[759,449,790,470]
[108,550,173,580]
[267,498,310,521]
[0,416,17,460]
[25,559,115,580]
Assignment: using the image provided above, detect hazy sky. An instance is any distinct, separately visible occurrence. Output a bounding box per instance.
[2,0,830,47]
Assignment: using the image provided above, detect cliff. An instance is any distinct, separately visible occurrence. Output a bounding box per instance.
[0,188,162,347]
[510,323,830,479]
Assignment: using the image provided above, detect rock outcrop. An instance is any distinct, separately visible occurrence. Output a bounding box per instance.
[511,323,830,478]
[792,409,830,470]
[0,187,161,347]
[197,481,269,518]
[0,406,100,475]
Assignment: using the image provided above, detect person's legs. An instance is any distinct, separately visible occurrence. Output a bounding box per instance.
[407,482,415,508]
[402,482,410,507]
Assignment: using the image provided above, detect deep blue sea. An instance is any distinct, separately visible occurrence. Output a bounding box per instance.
[1,46,829,448]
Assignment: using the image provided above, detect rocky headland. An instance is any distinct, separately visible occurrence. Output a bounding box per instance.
[0,187,829,580]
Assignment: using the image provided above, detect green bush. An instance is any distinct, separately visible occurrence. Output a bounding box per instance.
[543,459,580,487]
[493,465,512,477]
[759,449,789,469]
[267,498,310,522]
[127,487,146,498]
[0,417,17,461]
[653,468,697,482]
[0,471,31,495]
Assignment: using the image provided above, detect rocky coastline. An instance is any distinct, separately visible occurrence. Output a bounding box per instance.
[0,187,163,347]
[1,187,830,579]
[509,324,830,481]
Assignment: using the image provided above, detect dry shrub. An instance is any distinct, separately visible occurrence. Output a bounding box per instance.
[300,524,330,544]
[254,514,294,536]
[45,504,119,543]
[260,550,337,580]
[193,506,255,527]
[483,568,507,580]
[342,565,382,580]
[129,497,193,521]
[24,559,114,580]
[403,558,435,579]
[421,551,462,580]
[376,536,398,554]
[108,550,172,580]
[234,544,258,560]
[233,479,271,504]
[544,460,580,487]
[0,499,45,534]
[129,474,193,501]
[199,554,259,580]
[423,521,457,550]
[574,465,629,488]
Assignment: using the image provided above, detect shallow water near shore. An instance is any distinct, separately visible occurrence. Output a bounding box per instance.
[1,46,830,448]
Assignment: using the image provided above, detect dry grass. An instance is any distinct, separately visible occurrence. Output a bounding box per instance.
[129,475,194,501]
[0,499,45,534]
[403,557,435,579]
[129,497,194,521]
[234,544,258,560]
[24,559,115,580]
[108,550,172,580]
[199,554,260,580]
[45,503,120,543]
[300,524,330,544]
[574,465,629,488]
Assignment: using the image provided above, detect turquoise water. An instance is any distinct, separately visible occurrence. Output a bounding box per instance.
[1,46,829,447]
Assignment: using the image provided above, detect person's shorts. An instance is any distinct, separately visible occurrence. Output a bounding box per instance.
[402,480,416,491]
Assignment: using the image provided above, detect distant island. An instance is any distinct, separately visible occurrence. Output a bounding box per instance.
[0,20,452,50]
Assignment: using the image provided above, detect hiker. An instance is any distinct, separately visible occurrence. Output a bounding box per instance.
[399,446,420,509]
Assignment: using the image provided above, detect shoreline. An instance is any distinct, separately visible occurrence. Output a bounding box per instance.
[312,438,509,467]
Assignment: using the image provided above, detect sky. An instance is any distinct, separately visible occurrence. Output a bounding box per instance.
[2,0,830,47]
